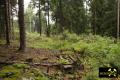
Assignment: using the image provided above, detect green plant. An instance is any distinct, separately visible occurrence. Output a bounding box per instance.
[13,63,28,69]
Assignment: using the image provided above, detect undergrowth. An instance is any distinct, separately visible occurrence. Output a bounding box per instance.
[1,30,120,80]
[25,32,120,80]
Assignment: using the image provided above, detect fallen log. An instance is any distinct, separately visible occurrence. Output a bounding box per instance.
[0,61,61,67]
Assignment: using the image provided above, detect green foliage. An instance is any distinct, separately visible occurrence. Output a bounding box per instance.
[1,0,119,79]
[90,0,117,37]
[26,32,120,65]
[51,0,87,34]
[13,63,29,69]
[22,68,49,80]
[2,30,120,80]
[58,58,70,64]
[25,32,120,79]
[0,65,22,80]
[0,65,49,80]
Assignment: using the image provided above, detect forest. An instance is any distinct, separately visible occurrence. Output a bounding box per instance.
[0,0,120,80]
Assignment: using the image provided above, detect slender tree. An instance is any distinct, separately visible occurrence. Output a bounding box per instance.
[46,0,50,37]
[39,0,42,36]
[8,0,12,40]
[18,0,26,51]
[59,0,63,32]
[117,0,120,42]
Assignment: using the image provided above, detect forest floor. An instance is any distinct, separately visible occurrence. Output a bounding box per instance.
[1,33,120,80]
[0,44,85,80]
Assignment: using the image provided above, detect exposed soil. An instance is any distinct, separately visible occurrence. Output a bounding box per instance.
[0,45,85,80]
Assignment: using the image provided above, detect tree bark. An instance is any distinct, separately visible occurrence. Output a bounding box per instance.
[18,0,26,51]
[117,0,120,42]
[39,0,42,36]
[46,0,50,37]
[11,6,15,41]
[59,0,63,32]
[5,0,10,45]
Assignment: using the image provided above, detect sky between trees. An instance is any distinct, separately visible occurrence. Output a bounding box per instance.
[24,0,31,9]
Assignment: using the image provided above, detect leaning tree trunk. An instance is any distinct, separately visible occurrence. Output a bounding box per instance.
[5,0,10,45]
[18,0,26,51]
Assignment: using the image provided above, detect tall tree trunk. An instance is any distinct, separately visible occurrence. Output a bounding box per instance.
[117,0,120,42]
[11,6,15,40]
[94,11,96,35]
[59,0,63,33]
[18,0,26,51]
[5,0,10,45]
[8,0,12,41]
[46,0,50,37]
[39,0,42,36]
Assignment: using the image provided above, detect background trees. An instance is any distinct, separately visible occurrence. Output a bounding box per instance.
[21,0,120,38]
[0,0,6,39]
[51,0,87,35]
[90,0,118,37]
[0,0,120,49]
[0,0,17,44]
